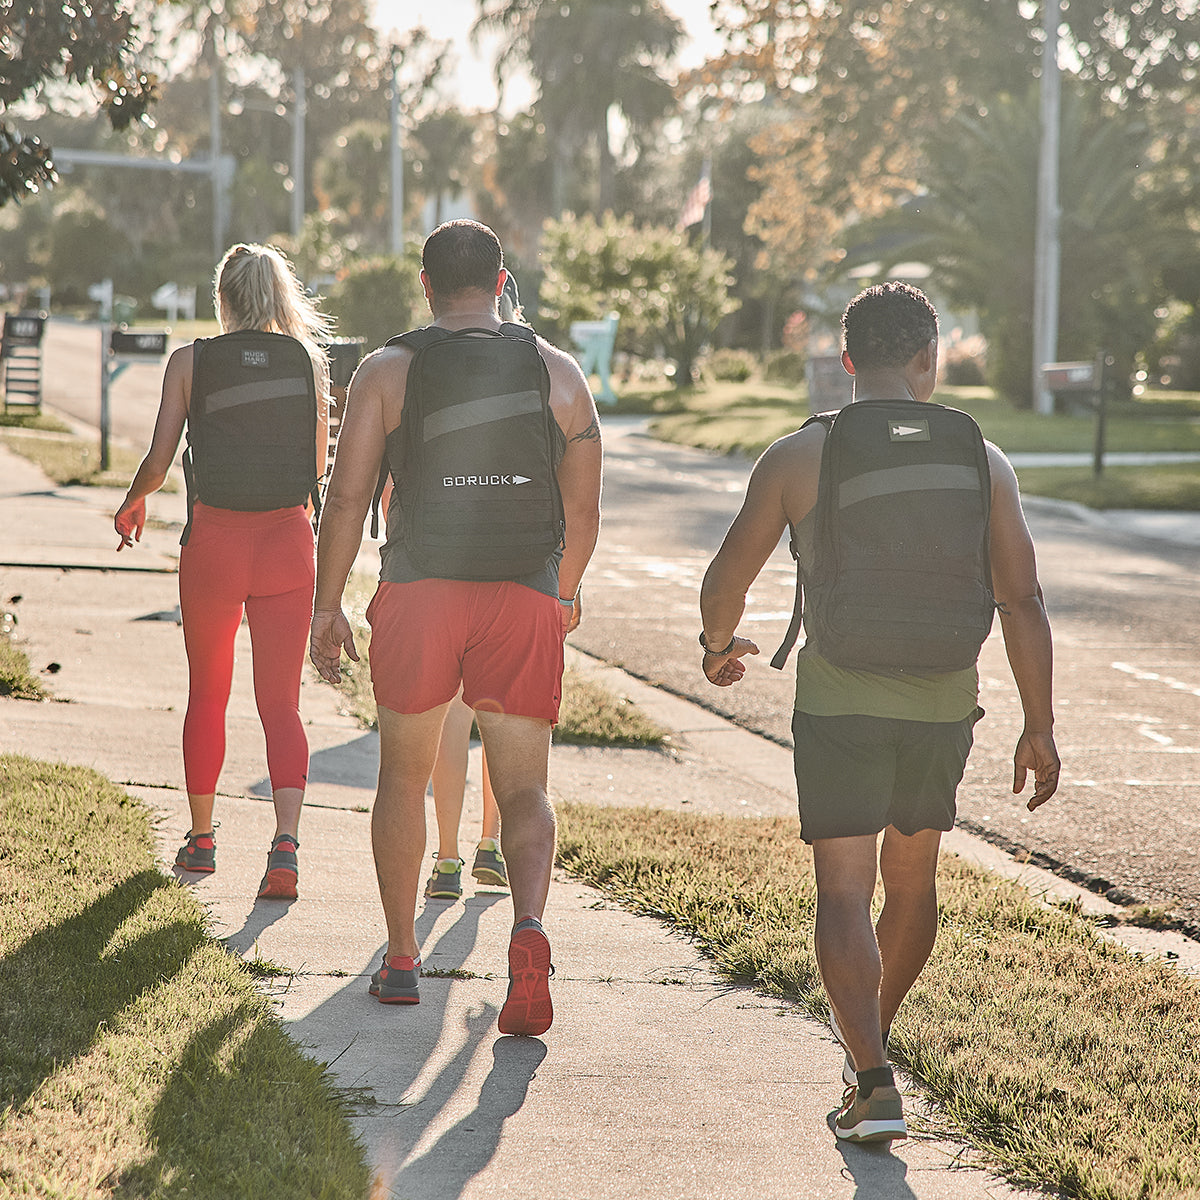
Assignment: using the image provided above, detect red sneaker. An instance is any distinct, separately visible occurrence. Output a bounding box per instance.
[498,918,553,1036]
[369,953,421,1004]
[257,834,298,899]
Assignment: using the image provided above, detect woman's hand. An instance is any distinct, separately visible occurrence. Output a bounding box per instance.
[114,497,146,551]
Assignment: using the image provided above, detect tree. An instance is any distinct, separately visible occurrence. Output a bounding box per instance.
[410,109,477,228]
[695,0,1200,283]
[0,0,158,205]
[538,211,738,386]
[475,0,683,214]
[845,88,1186,406]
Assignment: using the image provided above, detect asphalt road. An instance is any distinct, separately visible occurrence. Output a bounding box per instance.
[33,318,1200,934]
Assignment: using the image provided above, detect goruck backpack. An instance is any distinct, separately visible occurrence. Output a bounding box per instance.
[771,398,996,673]
[375,323,565,581]
[182,330,321,544]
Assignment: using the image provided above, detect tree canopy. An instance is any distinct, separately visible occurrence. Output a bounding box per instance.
[0,0,158,206]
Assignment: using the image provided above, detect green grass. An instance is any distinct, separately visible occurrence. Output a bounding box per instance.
[0,411,71,432]
[644,379,1200,508]
[555,804,1200,1200]
[0,609,44,700]
[0,428,156,490]
[0,754,372,1199]
[328,572,670,748]
[1014,463,1200,510]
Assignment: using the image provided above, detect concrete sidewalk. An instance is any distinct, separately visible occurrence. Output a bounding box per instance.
[0,439,1118,1198]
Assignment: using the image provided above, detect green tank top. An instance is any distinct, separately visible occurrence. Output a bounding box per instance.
[789,510,979,722]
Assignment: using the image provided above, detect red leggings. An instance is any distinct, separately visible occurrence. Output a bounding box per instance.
[178,502,315,795]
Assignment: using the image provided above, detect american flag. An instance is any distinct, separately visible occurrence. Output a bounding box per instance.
[678,163,712,230]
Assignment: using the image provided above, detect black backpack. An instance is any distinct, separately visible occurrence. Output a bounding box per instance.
[183,330,321,544]
[771,398,995,673]
[373,323,565,581]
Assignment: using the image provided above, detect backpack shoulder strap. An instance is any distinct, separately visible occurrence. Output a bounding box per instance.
[383,325,451,350]
[769,413,834,670]
[180,337,212,546]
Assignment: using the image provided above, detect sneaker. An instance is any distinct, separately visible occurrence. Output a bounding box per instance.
[498,917,554,1036]
[369,953,421,1005]
[471,840,508,888]
[424,857,464,899]
[257,833,299,900]
[176,829,216,873]
[829,1007,857,1088]
[835,1082,908,1143]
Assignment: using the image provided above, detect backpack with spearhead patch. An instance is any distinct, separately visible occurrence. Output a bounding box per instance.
[374,323,565,581]
[182,330,321,544]
[771,398,995,673]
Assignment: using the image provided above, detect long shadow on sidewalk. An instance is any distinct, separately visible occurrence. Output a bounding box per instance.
[288,891,525,1198]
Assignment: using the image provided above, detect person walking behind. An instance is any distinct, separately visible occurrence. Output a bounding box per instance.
[115,242,333,901]
[310,220,602,1035]
[699,282,1059,1142]
[423,689,508,899]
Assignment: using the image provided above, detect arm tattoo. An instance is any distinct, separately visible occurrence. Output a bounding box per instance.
[570,418,601,444]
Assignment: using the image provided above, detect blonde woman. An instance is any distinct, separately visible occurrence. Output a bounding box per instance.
[115,243,333,899]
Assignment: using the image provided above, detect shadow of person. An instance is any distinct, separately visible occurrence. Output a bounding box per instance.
[245,733,382,796]
[0,870,205,1116]
[222,895,298,956]
[288,888,516,1192]
[113,1004,372,1195]
[387,1036,549,1199]
[827,1108,919,1200]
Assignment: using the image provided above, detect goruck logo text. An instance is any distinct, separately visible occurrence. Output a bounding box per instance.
[443,474,532,487]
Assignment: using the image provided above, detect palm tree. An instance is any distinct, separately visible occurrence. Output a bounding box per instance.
[842,86,1183,407]
[474,0,683,215]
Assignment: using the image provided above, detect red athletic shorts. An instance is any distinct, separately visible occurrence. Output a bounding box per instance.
[366,579,564,721]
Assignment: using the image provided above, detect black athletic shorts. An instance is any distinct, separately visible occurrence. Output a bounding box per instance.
[791,708,984,843]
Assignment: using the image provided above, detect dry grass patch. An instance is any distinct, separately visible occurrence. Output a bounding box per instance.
[556,803,1200,1200]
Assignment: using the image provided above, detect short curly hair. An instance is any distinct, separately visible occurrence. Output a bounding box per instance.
[842,282,938,370]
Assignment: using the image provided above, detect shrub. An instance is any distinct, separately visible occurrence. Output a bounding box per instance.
[764,349,808,385]
[325,251,424,355]
[707,348,757,382]
[943,333,988,387]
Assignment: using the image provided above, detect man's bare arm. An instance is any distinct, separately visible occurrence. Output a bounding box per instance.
[310,352,392,682]
[698,440,799,685]
[987,445,1060,809]
[545,345,602,607]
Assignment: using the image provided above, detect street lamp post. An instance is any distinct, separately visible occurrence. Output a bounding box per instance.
[1032,0,1062,416]
[390,46,404,254]
[291,67,306,240]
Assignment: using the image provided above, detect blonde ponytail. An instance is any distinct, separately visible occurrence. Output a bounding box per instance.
[214,243,334,391]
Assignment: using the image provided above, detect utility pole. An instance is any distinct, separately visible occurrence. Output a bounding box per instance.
[292,66,307,239]
[208,32,228,260]
[1032,0,1061,415]
[390,46,404,254]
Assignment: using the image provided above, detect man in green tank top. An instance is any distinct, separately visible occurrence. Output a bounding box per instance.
[699,283,1060,1143]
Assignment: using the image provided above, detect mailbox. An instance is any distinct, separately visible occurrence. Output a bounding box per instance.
[110,329,168,357]
[1,313,46,350]
[569,313,619,404]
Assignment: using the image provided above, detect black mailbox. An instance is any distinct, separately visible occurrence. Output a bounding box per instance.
[2,313,46,349]
[110,329,168,357]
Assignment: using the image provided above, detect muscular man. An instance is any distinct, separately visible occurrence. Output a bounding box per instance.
[699,282,1059,1140]
[310,220,602,1035]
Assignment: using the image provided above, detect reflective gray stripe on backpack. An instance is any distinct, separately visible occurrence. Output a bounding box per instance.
[839,463,984,508]
[423,388,543,442]
[201,376,312,413]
